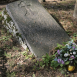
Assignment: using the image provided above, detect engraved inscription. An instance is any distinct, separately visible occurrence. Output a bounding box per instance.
[18,1,34,16]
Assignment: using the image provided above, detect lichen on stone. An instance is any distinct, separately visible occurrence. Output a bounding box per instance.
[16,33,21,37]
[1,8,27,50]
[0,16,4,21]
[6,15,12,23]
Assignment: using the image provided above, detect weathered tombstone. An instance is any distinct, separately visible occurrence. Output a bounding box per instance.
[5,0,69,58]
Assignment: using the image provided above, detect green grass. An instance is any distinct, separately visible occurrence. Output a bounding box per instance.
[4,52,11,58]
[73,33,77,37]
[6,72,16,77]
[0,11,2,15]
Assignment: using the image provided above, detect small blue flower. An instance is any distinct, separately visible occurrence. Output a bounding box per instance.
[54,57,57,61]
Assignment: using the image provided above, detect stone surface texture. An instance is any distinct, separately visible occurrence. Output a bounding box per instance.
[6,0,69,58]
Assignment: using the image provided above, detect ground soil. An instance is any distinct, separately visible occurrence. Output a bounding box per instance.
[0,0,77,77]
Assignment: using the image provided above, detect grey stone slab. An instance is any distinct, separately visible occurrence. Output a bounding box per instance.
[6,0,69,58]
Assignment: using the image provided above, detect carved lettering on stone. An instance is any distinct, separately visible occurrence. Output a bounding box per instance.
[18,1,35,16]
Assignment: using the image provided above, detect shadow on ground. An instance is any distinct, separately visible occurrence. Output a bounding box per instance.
[0,22,7,77]
[0,0,19,5]
[51,14,66,31]
[0,48,7,77]
[43,0,75,11]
